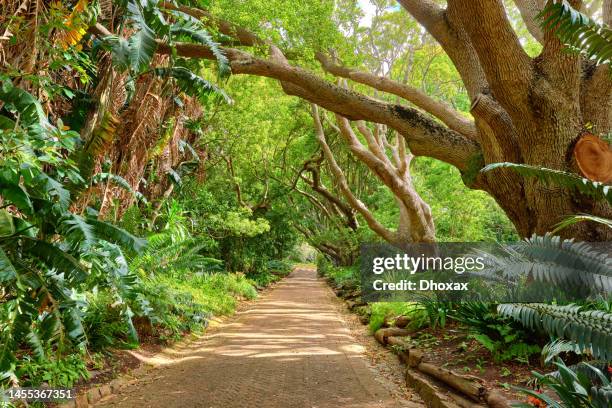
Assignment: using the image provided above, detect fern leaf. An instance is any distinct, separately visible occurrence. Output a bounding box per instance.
[481,162,612,204]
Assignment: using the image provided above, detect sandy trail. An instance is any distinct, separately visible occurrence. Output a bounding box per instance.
[96,267,420,408]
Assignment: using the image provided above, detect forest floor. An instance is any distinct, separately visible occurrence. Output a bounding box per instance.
[94,267,422,408]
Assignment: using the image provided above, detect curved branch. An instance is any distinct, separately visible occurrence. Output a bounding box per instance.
[90,24,482,171]
[311,105,397,243]
[449,0,533,114]
[513,0,545,42]
[316,52,478,139]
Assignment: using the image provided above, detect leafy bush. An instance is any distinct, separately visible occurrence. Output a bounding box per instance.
[368,302,421,333]
[514,360,612,408]
[16,353,90,388]
[82,292,131,351]
[453,302,541,363]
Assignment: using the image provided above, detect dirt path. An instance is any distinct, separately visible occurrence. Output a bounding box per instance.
[96,267,422,408]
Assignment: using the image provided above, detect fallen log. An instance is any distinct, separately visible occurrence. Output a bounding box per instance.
[394,315,411,328]
[374,327,415,345]
[484,391,512,408]
[417,362,486,402]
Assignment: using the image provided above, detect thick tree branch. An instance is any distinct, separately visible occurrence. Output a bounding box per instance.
[90,24,481,171]
[316,52,478,139]
[334,113,435,243]
[158,1,265,47]
[311,105,397,243]
[397,0,489,99]
[513,0,545,42]
[449,0,532,114]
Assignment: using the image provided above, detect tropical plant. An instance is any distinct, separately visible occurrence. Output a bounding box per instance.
[481,163,611,205]
[538,0,612,65]
[497,303,612,361]
[514,360,612,408]
[452,302,540,362]
[0,82,146,385]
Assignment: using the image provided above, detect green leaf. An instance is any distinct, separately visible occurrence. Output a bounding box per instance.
[0,210,15,237]
[153,67,232,104]
[170,19,230,77]
[0,182,33,214]
[538,1,612,65]
[0,247,17,282]
[86,218,147,253]
[126,0,158,72]
[24,238,88,284]
[481,162,612,204]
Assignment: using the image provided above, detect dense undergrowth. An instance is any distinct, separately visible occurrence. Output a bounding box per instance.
[318,256,612,405]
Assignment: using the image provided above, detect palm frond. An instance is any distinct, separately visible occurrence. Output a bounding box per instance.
[481,162,611,204]
[153,67,232,104]
[170,20,230,77]
[86,218,147,253]
[538,0,612,65]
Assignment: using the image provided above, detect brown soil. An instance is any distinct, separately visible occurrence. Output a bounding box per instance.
[95,267,423,408]
[407,323,536,401]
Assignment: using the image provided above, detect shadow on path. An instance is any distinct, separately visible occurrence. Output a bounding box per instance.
[96,268,413,408]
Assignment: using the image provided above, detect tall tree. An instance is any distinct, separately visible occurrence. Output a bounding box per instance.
[90,0,611,240]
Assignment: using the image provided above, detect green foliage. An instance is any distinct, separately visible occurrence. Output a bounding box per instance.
[153,67,232,104]
[553,215,612,233]
[498,303,612,361]
[368,302,419,333]
[413,158,517,241]
[16,353,90,388]
[0,84,146,386]
[480,234,612,295]
[513,360,612,408]
[481,163,612,205]
[453,302,540,362]
[538,0,612,65]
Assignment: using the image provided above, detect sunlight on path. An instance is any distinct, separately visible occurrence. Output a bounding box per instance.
[96,268,418,408]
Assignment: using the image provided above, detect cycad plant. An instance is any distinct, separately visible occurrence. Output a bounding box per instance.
[481,161,611,401]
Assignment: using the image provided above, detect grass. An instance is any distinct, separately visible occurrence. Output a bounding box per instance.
[154,272,258,316]
[368,302,422,333]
